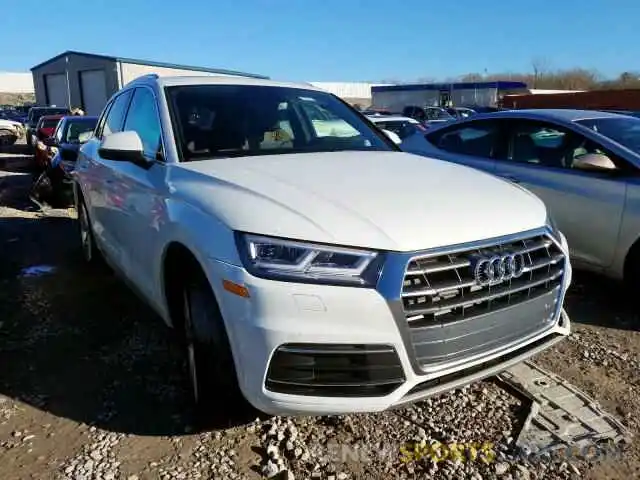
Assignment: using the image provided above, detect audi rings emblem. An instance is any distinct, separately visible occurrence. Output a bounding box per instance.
[473,252,525,286]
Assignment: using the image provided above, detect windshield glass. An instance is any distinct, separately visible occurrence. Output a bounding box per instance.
[576,117,640,155]
[42,118,61,129]
[426,108,454,121]
[64,118,98,143]
[166,84,394,161]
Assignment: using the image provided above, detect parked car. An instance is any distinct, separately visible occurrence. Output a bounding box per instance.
[31,116,99,207]
[0,118,23,147]
[74,75,571,420]
[402,106,456,128]
[25,106,70,148]
[366,115,432,153]
[416,108,640,285]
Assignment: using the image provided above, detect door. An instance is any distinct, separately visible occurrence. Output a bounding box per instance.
[494,119,626,269]
[80,70,108,115]
[424,119,506,173]
[45,73,68,107]
[104,87,166,303]
[81,89,133,269]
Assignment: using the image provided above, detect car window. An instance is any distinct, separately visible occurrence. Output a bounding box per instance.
[428,121,501,158]
[95,101,113,138]
[65,118,98,143]
[507,120,613,170]
[576,117,640,156]
[166,84,393,161]
[123,88,162,158]
[103,90,133,137]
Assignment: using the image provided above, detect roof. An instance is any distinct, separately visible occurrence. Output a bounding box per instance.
[150,75,325,91]
[40,114,64,119]
[488,109,629,121]
[372,81,527,92]
[31,50,268,79]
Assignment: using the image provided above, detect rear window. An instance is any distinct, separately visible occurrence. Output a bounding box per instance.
[31,108,70,122]
[42,118,61,129]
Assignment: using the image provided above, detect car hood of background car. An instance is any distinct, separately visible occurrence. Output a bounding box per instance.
[0,119,21,128]
[172,151,547,252]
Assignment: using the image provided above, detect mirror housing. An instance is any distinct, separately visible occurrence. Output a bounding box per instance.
[382,128,402,145]
[573,153,617,171]
[98,131,149,168]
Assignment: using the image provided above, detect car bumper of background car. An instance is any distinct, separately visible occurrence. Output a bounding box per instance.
[205,257,571,416]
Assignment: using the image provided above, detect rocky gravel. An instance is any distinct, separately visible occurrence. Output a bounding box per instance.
[1,153,639,479]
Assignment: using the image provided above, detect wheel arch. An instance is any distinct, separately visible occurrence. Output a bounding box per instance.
[161,241,215,333]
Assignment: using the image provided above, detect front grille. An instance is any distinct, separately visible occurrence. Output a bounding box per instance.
[401,233,565,368]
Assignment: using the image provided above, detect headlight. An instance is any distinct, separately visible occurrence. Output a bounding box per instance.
[236,233,384,287]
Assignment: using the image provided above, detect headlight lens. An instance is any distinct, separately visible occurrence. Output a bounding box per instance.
[237,233,384,286]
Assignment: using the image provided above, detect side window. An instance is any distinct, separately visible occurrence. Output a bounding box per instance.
[103,90,133,137]
[123,88,162,158]
[509,120,619,171]
[95,101,113,138]
[429,121,501,158]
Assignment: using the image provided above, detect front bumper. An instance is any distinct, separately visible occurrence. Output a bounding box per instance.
[204,242,571,416]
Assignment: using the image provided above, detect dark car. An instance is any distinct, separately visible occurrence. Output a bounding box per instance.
[31,116,98,207]
[25,106,70,147]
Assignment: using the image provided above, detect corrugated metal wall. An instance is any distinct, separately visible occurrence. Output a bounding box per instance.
[309,82,391,100]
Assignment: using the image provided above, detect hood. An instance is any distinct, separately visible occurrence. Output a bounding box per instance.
[171,151,547,252]
[0,119,20,129]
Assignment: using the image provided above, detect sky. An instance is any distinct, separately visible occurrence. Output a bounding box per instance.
[3,0,639,82]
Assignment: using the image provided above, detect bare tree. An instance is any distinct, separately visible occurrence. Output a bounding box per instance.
[531,57,551,88]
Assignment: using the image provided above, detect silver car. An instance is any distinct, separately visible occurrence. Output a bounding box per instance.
[411,109,640,284]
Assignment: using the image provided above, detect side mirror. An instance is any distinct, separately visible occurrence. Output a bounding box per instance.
[573,153,617,171]
[98,131,149,168]
[78,131,93,144]
[382,129,402,145]
[43,137,56,147]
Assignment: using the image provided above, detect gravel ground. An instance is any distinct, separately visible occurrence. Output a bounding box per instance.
[1,148,638,479]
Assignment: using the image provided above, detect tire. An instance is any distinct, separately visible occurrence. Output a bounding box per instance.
[181,272,248,425]
[77,195,102,265]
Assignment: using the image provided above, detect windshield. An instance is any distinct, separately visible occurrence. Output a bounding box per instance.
[64,118,98,143]
[576,117,640,155]
[426,108,454,121]
[166,84,394,161]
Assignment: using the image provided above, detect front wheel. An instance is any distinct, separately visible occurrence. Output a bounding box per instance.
[181,274,248,424]
[77,196,101,265]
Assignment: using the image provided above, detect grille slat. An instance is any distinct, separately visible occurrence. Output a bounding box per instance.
[401,233,565,367]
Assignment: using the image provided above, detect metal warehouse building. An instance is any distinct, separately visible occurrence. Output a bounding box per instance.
[30,50,267,115]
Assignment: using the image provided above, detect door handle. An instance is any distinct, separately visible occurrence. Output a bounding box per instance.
[500,174,521,184]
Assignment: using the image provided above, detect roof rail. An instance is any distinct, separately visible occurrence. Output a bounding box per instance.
[126,73,159,85]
